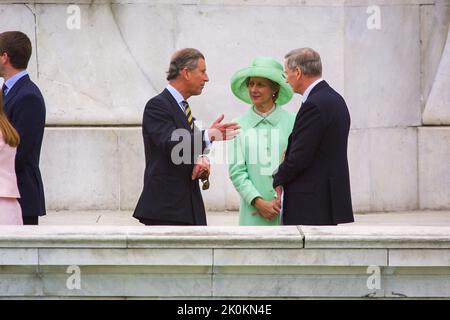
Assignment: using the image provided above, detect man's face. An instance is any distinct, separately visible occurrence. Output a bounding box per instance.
[187,58,209,96]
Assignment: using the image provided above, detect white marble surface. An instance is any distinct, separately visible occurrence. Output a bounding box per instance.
[0,248,38,265]
[0,0,439,5]
[118,129,145,210]
[11,1,344,125]
[420,3,450,112]
[389,249,450,266]
[41,273,212,297]
[368,127,418,211]
[213,274,384,297]
[1,0,449,212]
[344,4,421,129]
[39,248,212,266]
[40,128,120,210]
[422,23,450,124]
[302,225,450,248]
[36,4,155,125]
[418,127,450,209]
[0,225,450,298]
[346,127,418,212]
[214,248,387,266]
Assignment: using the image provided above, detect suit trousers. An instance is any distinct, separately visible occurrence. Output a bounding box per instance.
[23,216,39,225]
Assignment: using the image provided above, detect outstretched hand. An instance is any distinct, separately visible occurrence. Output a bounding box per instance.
[207,114,240,141]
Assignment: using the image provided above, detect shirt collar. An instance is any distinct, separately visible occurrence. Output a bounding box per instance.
[166,84,185,108]
[246,105,284,128]
[4,70,28,94]
[301,78,323,103]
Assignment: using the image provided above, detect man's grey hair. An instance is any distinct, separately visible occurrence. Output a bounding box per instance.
[284,47,322,77]
[166,48,205,81]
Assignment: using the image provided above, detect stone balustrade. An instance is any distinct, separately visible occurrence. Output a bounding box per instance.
[1,225,449,298]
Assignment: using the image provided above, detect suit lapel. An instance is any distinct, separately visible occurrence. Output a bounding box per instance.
[161,89,192,131]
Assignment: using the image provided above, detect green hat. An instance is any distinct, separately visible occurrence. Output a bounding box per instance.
[230,56,293,106]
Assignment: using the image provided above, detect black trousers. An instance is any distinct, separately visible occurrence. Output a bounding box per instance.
[138,218,191,226]
[23,216,39,225]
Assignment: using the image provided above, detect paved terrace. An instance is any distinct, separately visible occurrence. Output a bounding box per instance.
[41,210,450,226]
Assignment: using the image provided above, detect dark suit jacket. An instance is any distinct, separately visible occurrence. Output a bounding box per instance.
[3,74,46,217]
[273,81,353,225]
[133,89,208,225]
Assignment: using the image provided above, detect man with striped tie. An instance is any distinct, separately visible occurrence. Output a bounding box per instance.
[133,48,240,226]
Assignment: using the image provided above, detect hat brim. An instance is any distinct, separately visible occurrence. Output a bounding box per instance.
[230,66,293,106]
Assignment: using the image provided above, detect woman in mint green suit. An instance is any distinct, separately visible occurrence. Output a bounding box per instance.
[228,57,295,226]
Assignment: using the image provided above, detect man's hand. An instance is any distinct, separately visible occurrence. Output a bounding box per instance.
[253,198,280,221]
[274,186,283,212]
[207,114,240,141]
[191,155,210,180]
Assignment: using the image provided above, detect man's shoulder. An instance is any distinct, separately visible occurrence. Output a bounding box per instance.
[145,89,172,109]
[11,79,45,108]
[307,82,345,107]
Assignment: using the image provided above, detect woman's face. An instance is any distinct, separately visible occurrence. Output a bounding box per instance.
[247,77,276,107]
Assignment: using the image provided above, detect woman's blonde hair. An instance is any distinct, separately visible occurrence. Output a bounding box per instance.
[0,92,20,147]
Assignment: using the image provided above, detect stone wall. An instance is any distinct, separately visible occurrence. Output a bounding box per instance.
[1,0,449,212]
[1,225,450,298]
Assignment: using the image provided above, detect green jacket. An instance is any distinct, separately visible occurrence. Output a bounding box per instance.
[228,106,295,225]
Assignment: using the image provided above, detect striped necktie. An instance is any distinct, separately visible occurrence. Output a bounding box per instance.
[182,100,194,130]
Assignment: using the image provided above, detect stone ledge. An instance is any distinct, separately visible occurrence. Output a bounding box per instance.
[1,226,450,298]
[0,0,438,5]
[302,226,450,248]
[0,226,303,248]
[2,225,450,249]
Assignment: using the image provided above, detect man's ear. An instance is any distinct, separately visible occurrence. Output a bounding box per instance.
[295,67,302,80]
[181,68,190,81]
[0,52,8,64]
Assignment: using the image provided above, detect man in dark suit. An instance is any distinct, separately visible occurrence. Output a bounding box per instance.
[273,48,353,225]
[0,31,46,225]
[133,48,239,225]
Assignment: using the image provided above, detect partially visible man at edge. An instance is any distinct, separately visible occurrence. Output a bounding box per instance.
[0,31,46,225]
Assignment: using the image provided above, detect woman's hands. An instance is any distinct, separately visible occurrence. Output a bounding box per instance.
[253,197,280,221]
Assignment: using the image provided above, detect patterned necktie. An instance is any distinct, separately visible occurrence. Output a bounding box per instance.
[2,84,8,96]
[182,100,194,131]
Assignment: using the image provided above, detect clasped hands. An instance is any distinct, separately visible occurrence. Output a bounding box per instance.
[253,186,283,221]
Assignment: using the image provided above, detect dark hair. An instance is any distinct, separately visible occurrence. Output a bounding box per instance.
[166,48,205,81]
[0,31,32,70]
